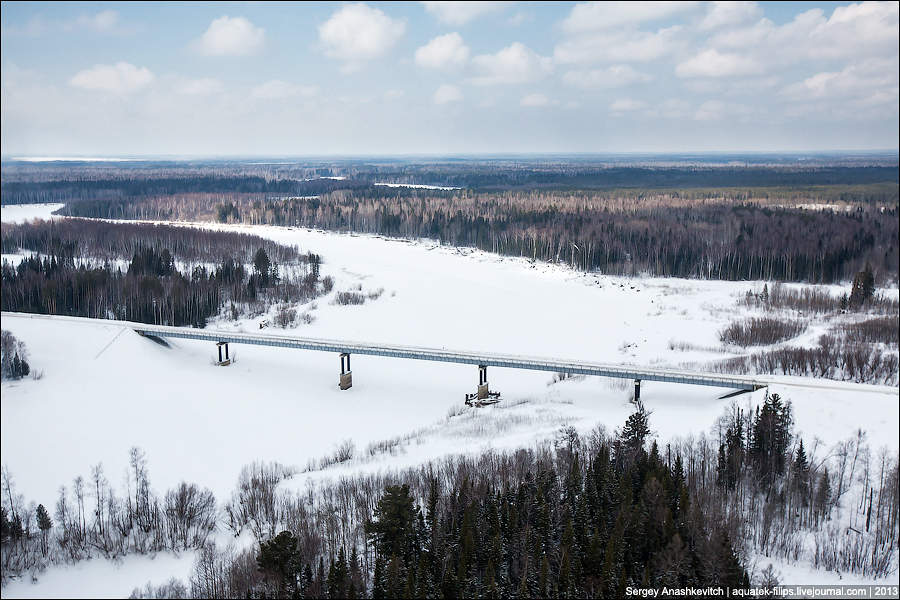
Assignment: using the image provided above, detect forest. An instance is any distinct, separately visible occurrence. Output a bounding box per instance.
[51,188,898,284]
[1,397,895,598]
[0,219,324,327]
[2,159,898,201]
[3,158,897,285]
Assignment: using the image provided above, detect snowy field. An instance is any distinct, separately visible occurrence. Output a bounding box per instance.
[1,206,898,594]
[373,182,461,190]
[2,551,195,599]
[0,202,64,223]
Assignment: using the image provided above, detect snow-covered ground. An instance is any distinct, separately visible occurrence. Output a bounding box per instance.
[0,203,64,223]
[1,207,898,593]
[373,182,461,190]
[1,551,196,599]
[3,219,897,499]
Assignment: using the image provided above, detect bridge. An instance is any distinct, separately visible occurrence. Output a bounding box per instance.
[3,312,770,402]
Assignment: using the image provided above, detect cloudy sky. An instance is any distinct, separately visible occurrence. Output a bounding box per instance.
[1,1,898,156]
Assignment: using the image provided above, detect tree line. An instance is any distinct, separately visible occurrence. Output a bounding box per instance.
[149,396,898,598]
[3,397,896,597]
[3,164,897,204]
[1,218,304,265]
[1,220,325,327]
[47,187,898,284]
[1,448,216,580]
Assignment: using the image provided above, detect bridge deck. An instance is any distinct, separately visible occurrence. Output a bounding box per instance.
[2,312,766,390]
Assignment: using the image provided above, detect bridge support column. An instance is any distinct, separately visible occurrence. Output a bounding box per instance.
[634,379,641,402]
[477,365,489,400]
[216,342,231,366]
[466,364,500,406]
[339,353,352,390]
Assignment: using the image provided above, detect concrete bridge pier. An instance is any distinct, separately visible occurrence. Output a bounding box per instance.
[466,364,500,406]
[339,353,352,390]
[216,342,231,366]
[477,365,489,399]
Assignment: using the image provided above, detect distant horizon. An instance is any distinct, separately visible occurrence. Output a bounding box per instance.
[5,149,900,161]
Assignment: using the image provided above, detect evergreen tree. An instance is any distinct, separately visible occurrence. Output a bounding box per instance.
[257,530,302,597]
[849,263,876,308]
[793,439,810,505]
[750,394,792,487]
[619,403,651,459]
[366,484,418,563]
[327,548,350,599]
[35,503,52,556]
[254,247,272,287]
[371,555,387,600]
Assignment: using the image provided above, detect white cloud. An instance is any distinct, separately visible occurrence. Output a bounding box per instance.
[710,2,899,62]
[676,48,763,78]
[319,3,405,70]
[176,78,224,96]
[70,62,154,94]
[383,89,405,100]
[433,83,463,104]
[72,11,120,32]
[470,42,552,85]
[196,16,265,56]
[421,2,509,25]
[561,1,699,33]
[699,2,761,30]
[251,80,319,100]
[554,26,683,64]
[562,65,651,88]
[520,93,550,107]
[415,32,470,69]
[782,58,899,104]
[609,98,647,113]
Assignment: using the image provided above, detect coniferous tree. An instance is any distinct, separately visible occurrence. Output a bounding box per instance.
[36,503,52,556]
[257,530,303,597]
[750,394,792,487]
[793,439,810,505]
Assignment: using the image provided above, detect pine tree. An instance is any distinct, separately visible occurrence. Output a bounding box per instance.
[485,558,500,599]
[793,439,810,505]
[327,548,350,599]
[538,553,550,598]
[257,530,302,597]
[372,555,387,600]
[36,503,52,556]
[849,262,875,308]
[366,484,418,562]
[619,404,651,458]
[750,393,792,487]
